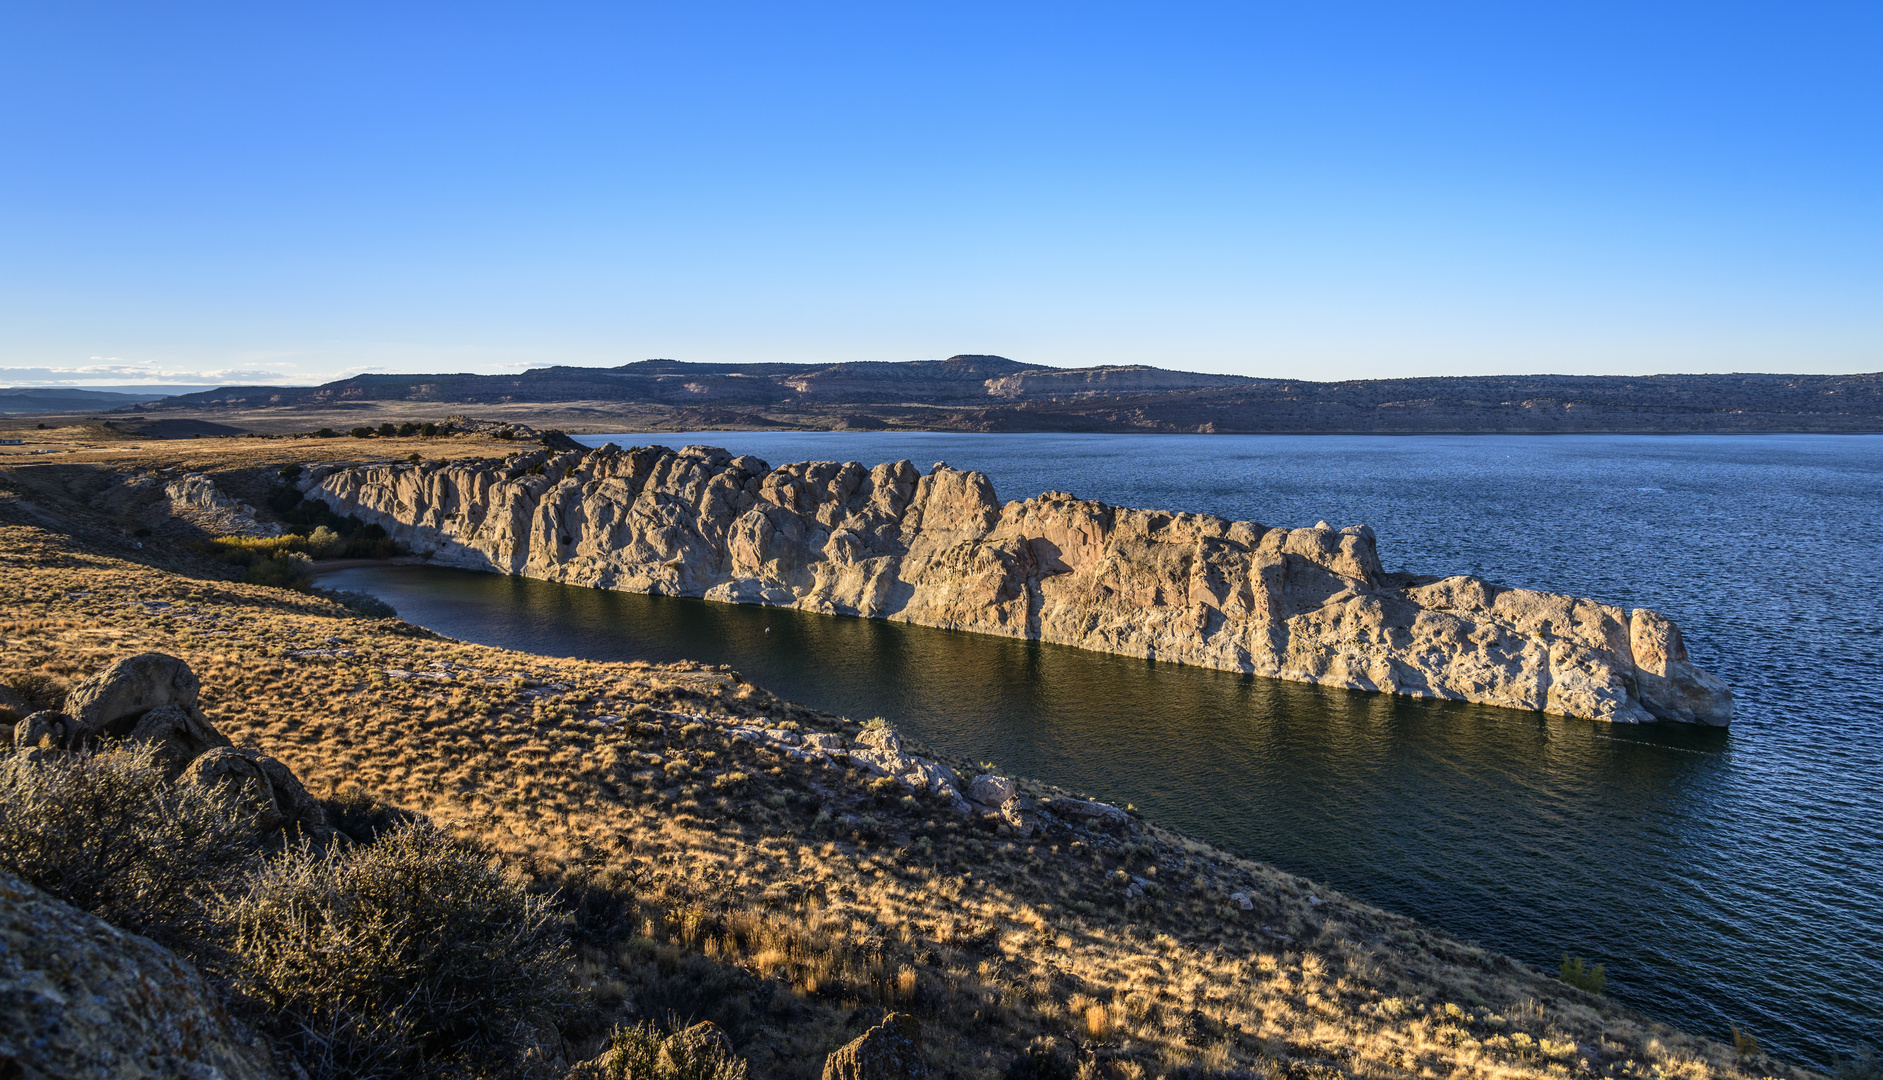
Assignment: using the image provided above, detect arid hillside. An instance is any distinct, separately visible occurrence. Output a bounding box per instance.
[0,438,1823,1080]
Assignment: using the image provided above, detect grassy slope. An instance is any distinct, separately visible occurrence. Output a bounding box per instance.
[0,441,1806,1080]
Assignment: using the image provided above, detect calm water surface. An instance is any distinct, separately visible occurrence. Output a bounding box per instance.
[322,433,1883,1067]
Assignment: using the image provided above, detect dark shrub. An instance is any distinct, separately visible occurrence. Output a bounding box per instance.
[0,742,256,940]
[421,421,438,437]
[351,427,374,438]
[319,783,423,843]
[315,427,339,438]
[217,821,570,1079]
[397,422,419,437]
[1559,954,1606,995]
[242,552,317,591]
[1004,1037,1076,1080]
[377,422,397,437]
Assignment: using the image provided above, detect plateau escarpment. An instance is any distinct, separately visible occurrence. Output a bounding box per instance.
[303,444,1732,725]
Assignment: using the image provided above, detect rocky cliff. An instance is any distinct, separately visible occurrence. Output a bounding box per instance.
[302,444,1733,725]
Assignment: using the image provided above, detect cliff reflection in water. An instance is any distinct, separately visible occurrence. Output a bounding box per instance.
[320,562,1750,1057]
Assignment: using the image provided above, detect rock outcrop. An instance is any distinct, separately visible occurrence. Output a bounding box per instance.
[10,653,332,842]
[0,869,282,1080]
[62,651,232,769]
[183,747,335,842]
[163,473,281,538]
[822,1012,928,1080]
[303,445,1732,725]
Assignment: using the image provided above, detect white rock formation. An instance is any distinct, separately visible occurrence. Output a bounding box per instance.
[163,473,281,537]
[301,444,1732,725]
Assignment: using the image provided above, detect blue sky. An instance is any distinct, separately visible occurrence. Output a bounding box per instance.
[1,2,1877,386]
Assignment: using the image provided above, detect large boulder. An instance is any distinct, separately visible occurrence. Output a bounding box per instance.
[0,870,282,1080]
[967,774,1016,808]
[184,747,334,843]
[822,1012,927,1080]
[63,653,230,767]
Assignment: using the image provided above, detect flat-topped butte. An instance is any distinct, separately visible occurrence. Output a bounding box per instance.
[305,443,1731,726]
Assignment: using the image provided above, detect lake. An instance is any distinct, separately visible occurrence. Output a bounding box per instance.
[320,432,1883,1068]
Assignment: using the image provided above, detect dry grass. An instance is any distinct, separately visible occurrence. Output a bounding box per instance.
[0,449,1818,1080]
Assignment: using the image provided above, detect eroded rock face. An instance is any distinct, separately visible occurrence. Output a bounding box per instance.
[304,446,1733,724]
[0,870,282,1080]
[163,472,282,538]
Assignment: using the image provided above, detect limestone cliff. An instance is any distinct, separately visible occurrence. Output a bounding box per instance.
[302,444,1733,725]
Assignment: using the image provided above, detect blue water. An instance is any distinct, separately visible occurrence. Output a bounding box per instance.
[324,432,1883,1067]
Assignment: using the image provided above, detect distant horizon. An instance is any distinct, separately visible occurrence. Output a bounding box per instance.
[5,356,1882,394]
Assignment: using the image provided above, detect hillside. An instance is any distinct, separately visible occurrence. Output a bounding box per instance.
[0,434,1819,1080]
[97,359,1883,435]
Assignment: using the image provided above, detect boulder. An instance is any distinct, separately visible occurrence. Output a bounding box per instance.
[124,704,226,776]
[803,732,846,751]
[0,870,282,1080]
[64,652,228,749]
[967,774,1016,808]
[12,710,80,751]
[183,747,334,842]
[822,1012,928,1080]
[1043,796,1129,830]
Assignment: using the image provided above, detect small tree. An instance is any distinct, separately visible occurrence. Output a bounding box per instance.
[1559,954,1606,995]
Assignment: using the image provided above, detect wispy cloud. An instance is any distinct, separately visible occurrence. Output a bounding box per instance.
[0,357,302,387]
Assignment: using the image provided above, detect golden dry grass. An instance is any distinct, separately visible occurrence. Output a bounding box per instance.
[0,450,1816,1080]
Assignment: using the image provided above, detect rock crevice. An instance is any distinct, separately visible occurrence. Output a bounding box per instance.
[303,445,1732,725]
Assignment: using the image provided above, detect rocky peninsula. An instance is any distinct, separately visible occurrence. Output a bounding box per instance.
[304,443,1732,725]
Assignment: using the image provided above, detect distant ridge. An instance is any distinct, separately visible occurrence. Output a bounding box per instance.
[130,358,1883,434]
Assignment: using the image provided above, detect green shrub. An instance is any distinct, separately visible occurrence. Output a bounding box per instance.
[306,525,345,558]
[351,427,375,438]
[1559,954,1606,995]
[243,551,318,591]
[0,742,256,940]
[397,422,419,437]
[217,821,570,1079]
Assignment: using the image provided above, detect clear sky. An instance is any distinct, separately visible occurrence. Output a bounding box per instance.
[1,2,1877,387]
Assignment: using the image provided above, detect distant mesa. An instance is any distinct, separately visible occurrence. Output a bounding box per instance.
[117,358,1883,435]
